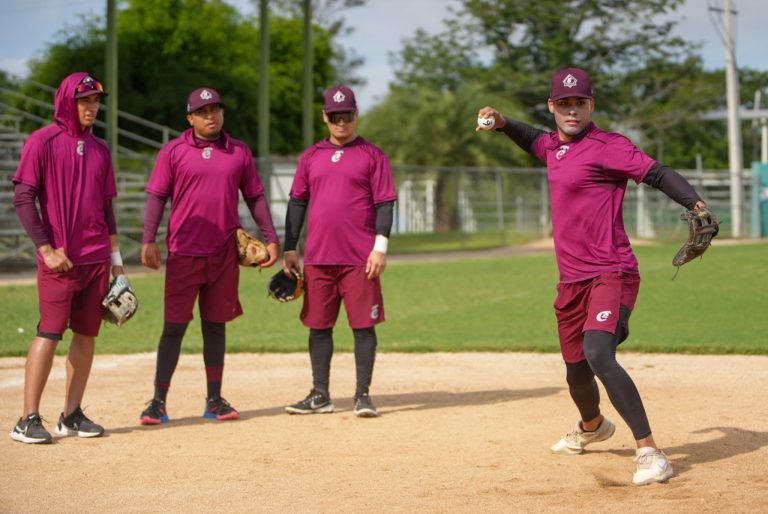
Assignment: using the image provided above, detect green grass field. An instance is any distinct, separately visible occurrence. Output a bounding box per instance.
[0,240,765,357]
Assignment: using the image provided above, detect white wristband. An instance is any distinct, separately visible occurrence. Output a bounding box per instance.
[373,235,388,254]
[111,251,123,266]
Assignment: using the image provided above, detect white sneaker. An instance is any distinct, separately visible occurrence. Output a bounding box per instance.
[551,417,616,455]
[633,447,673,485]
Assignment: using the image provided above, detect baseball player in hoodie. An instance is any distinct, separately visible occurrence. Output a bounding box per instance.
[10,72,121,444]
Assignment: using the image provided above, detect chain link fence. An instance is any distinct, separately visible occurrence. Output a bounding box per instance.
[0,148,757,269]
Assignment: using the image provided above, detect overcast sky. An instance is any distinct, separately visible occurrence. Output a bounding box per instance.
[1,0,765,111]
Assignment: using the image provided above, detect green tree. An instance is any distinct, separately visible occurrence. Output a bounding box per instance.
[20,0,355,156]
[377,0,766,169]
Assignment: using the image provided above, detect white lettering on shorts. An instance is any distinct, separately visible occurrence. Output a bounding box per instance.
[370,304,379,320]
[596,310,612,322]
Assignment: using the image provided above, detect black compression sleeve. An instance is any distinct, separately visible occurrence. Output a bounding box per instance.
[284,198,308,252]
[498,118,546,156]
[375,201,394,238]
[642,162,702,209]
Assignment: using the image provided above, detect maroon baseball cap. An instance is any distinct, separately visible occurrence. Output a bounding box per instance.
[549,67,593,101]
[74,75,107,98]
[187,87,225,113]
[323,85,357,113]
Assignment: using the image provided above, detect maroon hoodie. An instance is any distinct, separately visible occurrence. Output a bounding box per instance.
[13,72,117,265]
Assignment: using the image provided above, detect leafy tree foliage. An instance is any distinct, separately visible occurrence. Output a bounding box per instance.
[380,0,767,169]
[20,0,357,155]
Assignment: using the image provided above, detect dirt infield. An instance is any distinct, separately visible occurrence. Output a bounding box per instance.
[1,352,766,513]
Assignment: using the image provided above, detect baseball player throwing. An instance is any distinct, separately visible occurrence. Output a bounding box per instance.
[477,67,715,485]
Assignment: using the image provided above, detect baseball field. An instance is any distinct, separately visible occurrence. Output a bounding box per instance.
[1,240,767,512]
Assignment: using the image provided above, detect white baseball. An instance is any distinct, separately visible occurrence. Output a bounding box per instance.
[477,116,495,130]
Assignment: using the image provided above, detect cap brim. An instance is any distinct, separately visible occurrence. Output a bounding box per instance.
[324,107,356,114]
[550,93,592,101]
[75,91,108,99]
[188,102,225,114]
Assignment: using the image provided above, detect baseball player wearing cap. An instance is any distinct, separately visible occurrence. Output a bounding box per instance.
[139,87,279,425]
[10,72,121,444]
[282,85,397,418]
[478,67,715,485]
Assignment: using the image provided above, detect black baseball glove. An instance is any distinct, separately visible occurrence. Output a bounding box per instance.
[267,269,304,302]
[672,205,719,268]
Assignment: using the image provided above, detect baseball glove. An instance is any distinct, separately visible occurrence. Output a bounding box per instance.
[102,275,138,326]
[672,205,719,268]
[267,269,304,302]
[235,228,269,267]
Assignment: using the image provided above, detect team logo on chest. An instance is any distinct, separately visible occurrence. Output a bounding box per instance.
[76,140,85,156]
[555,145,570,160]
[331,150,344,162]
[202,147,212,159]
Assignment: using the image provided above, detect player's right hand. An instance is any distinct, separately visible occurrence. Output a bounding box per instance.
[141,242,162,270]
[282,250,301,278]
[39,245,73,273]
[475,107,506,132]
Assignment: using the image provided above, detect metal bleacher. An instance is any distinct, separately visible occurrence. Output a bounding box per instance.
[0,73,182,269]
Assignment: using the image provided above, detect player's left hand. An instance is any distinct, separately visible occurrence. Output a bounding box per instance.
[260,242,280,268]
[366,251,387,280]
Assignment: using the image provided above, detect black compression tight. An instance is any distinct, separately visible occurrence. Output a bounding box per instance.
[565,359,601,422]
[308,327,378,397]
[309,328,334,394]
[580,328,651,440]
[353,327,377,397]
[153,321,188,401]
[202,320,226,399]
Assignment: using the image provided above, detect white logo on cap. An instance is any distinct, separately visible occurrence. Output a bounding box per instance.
[202,147,212,159]
[82,76,94,84]
[596,310,612,322]
[555,145,569,160]
[331,150,344,162]
[200,89,213,100]
[333,90,346,103]
[563,74,578,89]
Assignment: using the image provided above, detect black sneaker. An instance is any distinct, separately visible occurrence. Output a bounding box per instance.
[203,396,240,420]
[353,394,379,418]
[56,406,104,438]
[10,412,52,444]
[285,390,335,414]
[140,399,169,425]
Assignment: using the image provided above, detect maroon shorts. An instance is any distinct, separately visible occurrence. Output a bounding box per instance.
[554,272,640,363]
[37,261,110,339]
[164,243,242,323]
[300,265,385,330]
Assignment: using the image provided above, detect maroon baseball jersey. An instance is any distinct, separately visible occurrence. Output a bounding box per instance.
[533,123,655,283]
[147,129,265,256]
[13,72,117,266]
[290,136,397,265]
